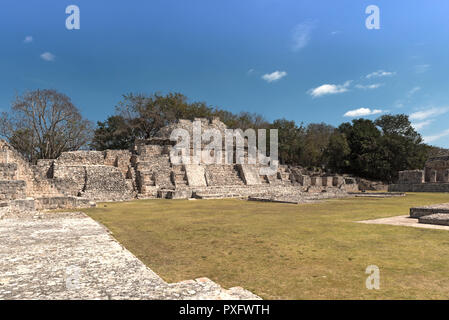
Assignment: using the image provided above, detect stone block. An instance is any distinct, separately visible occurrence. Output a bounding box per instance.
[398,170,424,184]
[238,164,261,186]
[311,177,322,186]
[185,164,207,187]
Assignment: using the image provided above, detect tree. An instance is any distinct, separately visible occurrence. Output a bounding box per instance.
[116,92,214,140]
[90,115,134,151]
[0,89,93,162]
[332,115,429,182]
[300,123,335,168]
[93,92,270,149]
[324,131,351,173]
[271,119,304,165]
[338,119,382,179]
[374,114,428,181]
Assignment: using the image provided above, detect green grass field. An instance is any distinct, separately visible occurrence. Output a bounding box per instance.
[81,193,449,299]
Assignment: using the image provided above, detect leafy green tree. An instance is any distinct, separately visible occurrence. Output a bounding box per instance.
[300,123,335,168]
[91,115,134,151]
[271,119,304,165]
[324,132,351,172]
[374,114,428,181]
[338,119,382,179]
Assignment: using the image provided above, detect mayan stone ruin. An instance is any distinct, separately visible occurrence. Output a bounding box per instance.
[0,118,360,215]
[389,154,449,192]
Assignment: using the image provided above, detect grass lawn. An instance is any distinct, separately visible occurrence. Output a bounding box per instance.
[81,193,449,299]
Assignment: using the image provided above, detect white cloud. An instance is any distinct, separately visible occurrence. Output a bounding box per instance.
[414,64,430,74]
[343,108,383,117]
[330,31,340,35]
[408,86,421,96]
[355,83,383,90]
[40,52,55,61]
[292,21,314,51]
[409,107,449,121]
[411,119,433,130]
[23,36,33,43]
[261,70,287,83]
[308,81,351,98]
[423,129,449,143]
[366,70,396,79]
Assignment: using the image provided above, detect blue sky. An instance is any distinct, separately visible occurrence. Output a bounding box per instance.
[1,0,449,147]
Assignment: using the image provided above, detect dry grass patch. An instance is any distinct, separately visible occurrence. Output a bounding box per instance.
[82,193,449,299]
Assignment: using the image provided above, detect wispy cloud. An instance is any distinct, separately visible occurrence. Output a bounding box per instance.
[414,64,430,74]
[366,70,396,79]
[291,21,315,52]
[409,107,449,121]
[407,86,421,96]
[308,81,351,98]
[355,83,383,90]
[23,36,33,43]
[261,70,287,83]
[423,129,449,143]
[411,119,433,131]
[344,108,382,117]
[40,52,55,61]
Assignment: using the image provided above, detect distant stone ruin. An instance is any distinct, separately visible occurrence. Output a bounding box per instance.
[0,118,358,213]
[389,155,449,192]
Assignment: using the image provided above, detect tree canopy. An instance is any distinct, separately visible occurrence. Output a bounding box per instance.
[0,89,93,162]
[0,89,438,182]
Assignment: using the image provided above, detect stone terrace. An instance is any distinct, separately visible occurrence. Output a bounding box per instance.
[0,211,260,300]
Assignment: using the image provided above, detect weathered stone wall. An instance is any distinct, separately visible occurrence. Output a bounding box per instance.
[389,183,449,192]
[397,170,424,184]
[0,180,26,200]
[0,163,18,180]
[81,166,134,201]
[56,151,105,166]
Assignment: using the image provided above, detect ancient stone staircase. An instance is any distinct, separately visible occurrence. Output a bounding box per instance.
[206,164,245,186]
[171,165,188,188]
[134,152,175,197]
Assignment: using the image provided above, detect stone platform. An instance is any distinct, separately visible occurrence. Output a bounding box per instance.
[409,203,449,218]
[419,213,449,226]
[0,211,260,300]
[348,192,405,198]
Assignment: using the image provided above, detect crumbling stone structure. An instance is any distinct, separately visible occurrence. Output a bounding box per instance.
[389,155,449,192]
[0,118,358,212]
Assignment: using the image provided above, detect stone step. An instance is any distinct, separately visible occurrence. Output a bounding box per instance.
[410,203,449,218]
[419,213,449,226]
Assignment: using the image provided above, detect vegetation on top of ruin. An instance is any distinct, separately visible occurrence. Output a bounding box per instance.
[0,89,444,182]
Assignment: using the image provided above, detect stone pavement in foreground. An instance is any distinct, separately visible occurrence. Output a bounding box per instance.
[0,211,260,300]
